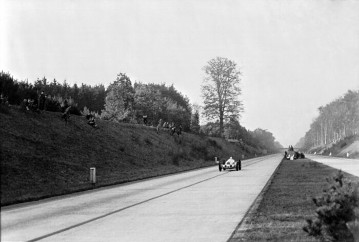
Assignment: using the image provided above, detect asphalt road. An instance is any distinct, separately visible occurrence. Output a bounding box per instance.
[1,154,282,242]
[306,154,359,177]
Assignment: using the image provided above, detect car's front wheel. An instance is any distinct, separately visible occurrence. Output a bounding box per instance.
[218,163,222,172]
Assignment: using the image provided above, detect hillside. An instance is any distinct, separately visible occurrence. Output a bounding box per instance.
[307,134,359,158]
[0,106,266,206]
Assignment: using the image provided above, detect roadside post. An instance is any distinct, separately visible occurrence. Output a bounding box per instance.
[242,154,244,160]
[347,152,350,158]
[238,159,241,170]
[90,167,96,184]
[215,157,218,164]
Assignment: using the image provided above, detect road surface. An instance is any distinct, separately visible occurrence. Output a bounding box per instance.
[1,154,282,242]
[306,154,359,177]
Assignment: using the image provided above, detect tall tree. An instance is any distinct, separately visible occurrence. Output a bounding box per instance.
[101,73,135,122]
[201,57,243,136]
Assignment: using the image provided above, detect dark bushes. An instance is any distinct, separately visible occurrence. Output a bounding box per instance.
[303,171,359,241]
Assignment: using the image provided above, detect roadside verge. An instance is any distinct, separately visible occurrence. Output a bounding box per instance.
[228,158,359,241]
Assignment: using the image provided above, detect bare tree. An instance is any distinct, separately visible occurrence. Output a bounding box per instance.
[201,57,243,136]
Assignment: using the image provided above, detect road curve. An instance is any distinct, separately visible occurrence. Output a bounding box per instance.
[1,154,282,242]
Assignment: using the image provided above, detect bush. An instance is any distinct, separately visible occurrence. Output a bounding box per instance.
[303,171,359,241]
[45,98,61,112]
[69,106,81,116]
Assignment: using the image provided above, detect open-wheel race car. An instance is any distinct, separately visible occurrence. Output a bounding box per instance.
[219,157,241,171]
[284,146,305,160]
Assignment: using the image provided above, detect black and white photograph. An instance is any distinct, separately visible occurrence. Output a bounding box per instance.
[1,0,359,241]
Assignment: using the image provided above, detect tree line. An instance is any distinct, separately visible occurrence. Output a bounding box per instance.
[0,71,105,114]
[0,71,195,131]
[298,89,359,150]
[1,56,282,152]
[100,73,193,130]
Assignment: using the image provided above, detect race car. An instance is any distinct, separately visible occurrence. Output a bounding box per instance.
[219,157,241,171]
[284,150,305,160]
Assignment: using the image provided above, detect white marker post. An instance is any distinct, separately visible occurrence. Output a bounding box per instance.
[90,167,96,184]
[347,152,350,158]
[215,157,218,164]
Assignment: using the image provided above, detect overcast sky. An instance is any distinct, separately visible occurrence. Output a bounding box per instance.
[1,0,359,146]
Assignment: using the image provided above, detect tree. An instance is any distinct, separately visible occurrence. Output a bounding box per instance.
[101,73,135,122]
[201,57,243,137]
[251,128,280,153]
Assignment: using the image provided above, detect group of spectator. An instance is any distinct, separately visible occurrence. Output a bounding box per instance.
[154,118,182,136]
[17,90,99,128]
[0,93,9,105]
[20,91,47,113]
[86,114,98,128]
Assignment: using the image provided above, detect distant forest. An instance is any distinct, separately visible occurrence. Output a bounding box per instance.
[297,89,359,150]
[0,71,282,153]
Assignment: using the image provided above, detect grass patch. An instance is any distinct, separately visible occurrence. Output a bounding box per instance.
[230,159,359,242]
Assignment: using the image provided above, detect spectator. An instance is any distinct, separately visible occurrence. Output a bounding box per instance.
[62,99,69,112]
[157,119,163,134]
[143,115,148,125]
[86,114,98,128]
[38,91,46,110]
[21,99,29,111]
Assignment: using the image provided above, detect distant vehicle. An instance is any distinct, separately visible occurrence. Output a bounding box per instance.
[219,157,241,171]
[284,149,305,160]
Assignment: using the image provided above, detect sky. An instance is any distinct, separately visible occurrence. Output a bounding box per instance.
[1,0,359,147]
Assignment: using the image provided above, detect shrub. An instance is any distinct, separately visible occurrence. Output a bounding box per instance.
[69,106,81,116]
[45,98,61,112]
[303,171,359,241]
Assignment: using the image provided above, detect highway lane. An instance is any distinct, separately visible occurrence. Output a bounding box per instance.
[1,154,282,242]
[307,155,359,177]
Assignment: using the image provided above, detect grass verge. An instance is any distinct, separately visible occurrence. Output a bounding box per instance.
[229,159,359,242]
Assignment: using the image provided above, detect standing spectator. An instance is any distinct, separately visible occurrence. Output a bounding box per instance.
[38,91,46,110]
[157,119,163,134]
[143,115,148,125]
[62,99,69,112]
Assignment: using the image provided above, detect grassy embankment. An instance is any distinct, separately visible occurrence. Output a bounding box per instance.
[230,159,359,242]
[308,134,359,159]
[0,106,264,206]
